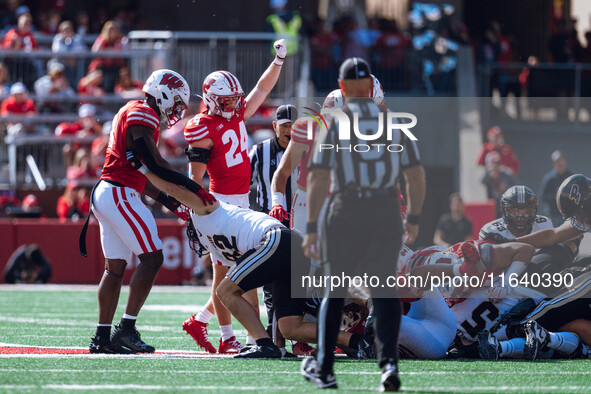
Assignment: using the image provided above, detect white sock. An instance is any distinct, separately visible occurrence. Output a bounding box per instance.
[548,332,580,356]
[246,335,256,346]
[122,313,136,320]
[97,323,111,327]
[196,309,213,324]
[280,347,287,356]
[220,324,234,341]
[499,338,525,358]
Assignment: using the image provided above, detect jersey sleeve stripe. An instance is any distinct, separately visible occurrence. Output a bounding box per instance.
[128,111,160,125]
[128,111,159,122]
[185,127,208,136]
[184,130,209,141]
[128,116,159,129]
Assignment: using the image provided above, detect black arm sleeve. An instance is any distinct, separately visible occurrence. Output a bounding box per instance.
[134,136,202,193]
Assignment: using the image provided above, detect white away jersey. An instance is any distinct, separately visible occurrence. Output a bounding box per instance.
[190,202,284,267]
[451,289,518,342]
[478,215,553,240]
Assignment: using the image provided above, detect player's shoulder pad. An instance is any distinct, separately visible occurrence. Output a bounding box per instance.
[478,218,504,238]
[184,113,213,142]
[126,101,160,130]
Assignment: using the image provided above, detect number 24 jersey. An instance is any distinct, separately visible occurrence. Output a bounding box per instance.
[184,110,250,195]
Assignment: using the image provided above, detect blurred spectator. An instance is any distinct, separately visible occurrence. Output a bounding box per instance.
[6,193,43,218]
[0,62,11,96]
[55,104,102,137]
[66,148,99,182]
[52,20,87,86]
[539,150,574,226]
[56,182,89,220]
[89,20,128,91]
[40,10,61,35]
[310,18,336,92]
[2,13,38,89]
[78,69,105,100]
[3,244,52,284]
[76,10,89,36]
[0,194,20,218]
[476,126,520,175]
[0,0,20,33]
[114,67,143,99]
[374,19,410,90]
[266,0,301,56]
[90,121,112,170]
[341,16,365,59]
[549,20,581,63]
[3,12,36,50]
[433,193,473,248]
[1,82,39,137]
[481,151,518,215]
[34,61,76,113]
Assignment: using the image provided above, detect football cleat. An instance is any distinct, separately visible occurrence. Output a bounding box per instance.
[89,335,132,354]
[218,336,243,354]
[182,315,216,353]
[234,344,281,359]
[110,324,155,353]
[292,342,316,357]
[380,363,401,392]
[477,330,501,361]
[523,320,549,361]
[301,356,338,389]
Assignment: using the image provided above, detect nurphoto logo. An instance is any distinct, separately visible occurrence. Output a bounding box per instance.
[304,106,418,153]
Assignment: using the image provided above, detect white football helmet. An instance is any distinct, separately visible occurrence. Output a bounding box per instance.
[371,74,385,105]
[322,75,384,108]
[202,71,245,120]
[142,69,190,128]
[322,89,344,109]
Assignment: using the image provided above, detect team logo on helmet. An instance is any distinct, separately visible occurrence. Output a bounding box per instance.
[569,184,581,206]
[160,73,184,90]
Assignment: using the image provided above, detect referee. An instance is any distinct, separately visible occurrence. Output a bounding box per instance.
[249,104,298,221]
[300,57,425,391]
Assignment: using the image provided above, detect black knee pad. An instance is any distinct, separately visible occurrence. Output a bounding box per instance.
[105,260,127,277]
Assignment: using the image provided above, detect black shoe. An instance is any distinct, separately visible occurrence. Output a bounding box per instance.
[89,335,132,354]
[238,345,254,354]
[301,356,338,389]
[380,363,400,392]
[477,330,501,361]
[234,345,281,358]
[110,324,155,353]
[282,351,297,358]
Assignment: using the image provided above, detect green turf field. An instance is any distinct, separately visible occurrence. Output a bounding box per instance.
[1,285,590,393]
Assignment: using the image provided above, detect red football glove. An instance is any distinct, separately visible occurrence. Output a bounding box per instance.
[173,203,190,221]
[459,241,481,277]
[196,189,216,205]
[269,204,289,221]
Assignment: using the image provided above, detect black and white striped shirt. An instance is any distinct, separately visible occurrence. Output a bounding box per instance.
[309,99,421,192]
[249,137,295,212]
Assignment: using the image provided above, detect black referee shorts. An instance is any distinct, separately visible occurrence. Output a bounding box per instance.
[323,192,402,298]
[226,227,307,320]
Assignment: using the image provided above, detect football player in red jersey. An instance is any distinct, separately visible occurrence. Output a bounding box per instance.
[87,69,215,355]
[181,39,288,354]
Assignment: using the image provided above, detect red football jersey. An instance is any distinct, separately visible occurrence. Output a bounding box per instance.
[290,117,316,189]
[184,109,250,195]
[101,100,161,193]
